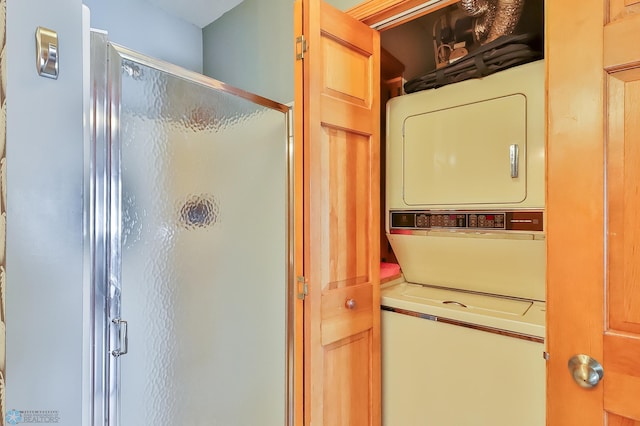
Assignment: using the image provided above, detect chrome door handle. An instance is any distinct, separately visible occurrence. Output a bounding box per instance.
[510,144,519,178]
[112,318,128,357]
[345,299,357,310]
[568,354,603,388]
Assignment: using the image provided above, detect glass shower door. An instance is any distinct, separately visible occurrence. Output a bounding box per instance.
[90,32,292,426]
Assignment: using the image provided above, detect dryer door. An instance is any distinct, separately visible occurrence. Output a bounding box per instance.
[403,94,527,206]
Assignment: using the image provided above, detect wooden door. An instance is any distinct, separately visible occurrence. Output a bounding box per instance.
[294,0,381,424]
[547,0,640,424]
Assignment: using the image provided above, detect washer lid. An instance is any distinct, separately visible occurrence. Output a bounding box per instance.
[402,284,532,317]
[381,282,545,337]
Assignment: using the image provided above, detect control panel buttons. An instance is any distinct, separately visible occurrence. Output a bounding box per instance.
[389,210,542,232]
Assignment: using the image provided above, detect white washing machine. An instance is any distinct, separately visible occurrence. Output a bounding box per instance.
[383,61,546,426]
[381,281,545,425]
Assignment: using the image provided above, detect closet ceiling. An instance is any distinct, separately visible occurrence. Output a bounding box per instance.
[147,0,244,28]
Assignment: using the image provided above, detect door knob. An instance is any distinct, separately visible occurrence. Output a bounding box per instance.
[567,354,604,388]
[345,299,357,310]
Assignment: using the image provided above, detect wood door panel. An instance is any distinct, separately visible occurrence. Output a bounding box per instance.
[321,99,375,133]
[326,127,371,288]
[323,331,372,426]
[323,3,376,54]
[608,413,640,426]
[322,284,373,345]
[605,13,640,69]
[607,69,640,334]
[299,0,380,424]
[604,13,640,426]
[610,0,640,23]
[547,0,605,424]
[604,334,640,420]
[322,38,370,106]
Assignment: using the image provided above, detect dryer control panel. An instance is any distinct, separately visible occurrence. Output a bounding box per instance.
[389,210,543,232]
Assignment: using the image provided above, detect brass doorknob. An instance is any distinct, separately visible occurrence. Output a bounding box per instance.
[345,299,357,310]
[568,354,604,388]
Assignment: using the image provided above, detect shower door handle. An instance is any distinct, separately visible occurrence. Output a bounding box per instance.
[112,318,128,357]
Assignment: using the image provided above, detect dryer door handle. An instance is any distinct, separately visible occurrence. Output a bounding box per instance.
[510,144,519,178]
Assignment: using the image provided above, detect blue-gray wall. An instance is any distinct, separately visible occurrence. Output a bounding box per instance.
[7,1,86,424]
[202,0,361,104]
[84,0,203,72]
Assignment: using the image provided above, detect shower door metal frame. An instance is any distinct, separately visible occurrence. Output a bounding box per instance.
[88,31,296,426]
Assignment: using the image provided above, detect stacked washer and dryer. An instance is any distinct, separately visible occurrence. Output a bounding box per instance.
[382,60,546,425]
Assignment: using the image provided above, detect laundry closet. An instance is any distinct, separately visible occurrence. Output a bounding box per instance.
[375,0,544,266]
[368,1,547,425]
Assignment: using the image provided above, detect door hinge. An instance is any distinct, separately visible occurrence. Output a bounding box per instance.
[297,276,308,300]
[295,35,307,60]
[543,351,550,361]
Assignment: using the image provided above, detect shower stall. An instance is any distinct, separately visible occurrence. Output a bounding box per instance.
[89,32,293,425]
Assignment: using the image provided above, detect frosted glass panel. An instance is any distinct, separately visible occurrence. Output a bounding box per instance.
[116,55,288,426]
